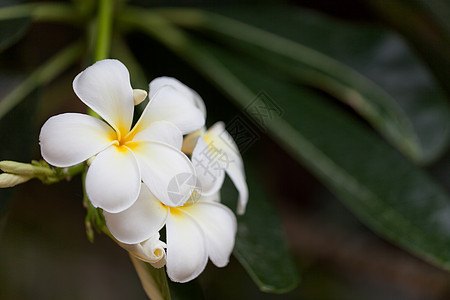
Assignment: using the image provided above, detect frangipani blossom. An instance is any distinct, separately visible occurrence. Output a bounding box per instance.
[39,59,205,212]
[104,184,237,283]
[191,122,248,214]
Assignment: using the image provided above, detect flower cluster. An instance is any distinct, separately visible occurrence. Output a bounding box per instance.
[39,59,248,282]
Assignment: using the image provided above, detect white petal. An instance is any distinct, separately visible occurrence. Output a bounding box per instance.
[136,85,205,135]
[132,141,196,207]
[228,162,249,215]
[39,113,115,167]
[205,122,243,169]
[131,121,183,149]
[181,127,206,154]
[73,59,134,135]
[165,209,208,283]
[142,236,167,268]
[204,122,248,214]
[86,145,141,213]
[182,201,237,267]
[149,77,206,118]
[191,137,225,196]
[104,184,168,244]
[199,191,221,203]
[118,233,167,268]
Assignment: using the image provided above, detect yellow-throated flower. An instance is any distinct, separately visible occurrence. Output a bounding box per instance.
[103,121,248,282]
[189,122,248,214]
[104,183,237,283]
[39,59,205,212]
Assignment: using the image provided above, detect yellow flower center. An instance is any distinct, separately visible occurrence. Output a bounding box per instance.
[118,132,132,146]
[111,127,136,152]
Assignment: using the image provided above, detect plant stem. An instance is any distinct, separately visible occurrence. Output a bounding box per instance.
[94,0,114,61]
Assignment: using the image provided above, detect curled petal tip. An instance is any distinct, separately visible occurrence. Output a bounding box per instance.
[133,89,147,106]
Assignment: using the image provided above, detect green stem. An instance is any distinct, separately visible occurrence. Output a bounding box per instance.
[0,160,86,185]
[94,0,114,61]
[82,170,95,242]
[0,41,84,120]
[82,168,108,242]
[40,163,86,184]
[63,163,86,178]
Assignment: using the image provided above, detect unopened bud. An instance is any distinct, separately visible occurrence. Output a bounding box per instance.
[0,173,31,188]
[133,89,147,106]
[118,234,166,268]
[0,161,35,175]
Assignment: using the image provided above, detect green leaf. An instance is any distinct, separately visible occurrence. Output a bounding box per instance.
[365,0,450,94]
[0,41,83,120]
[0,17,30,53]
[130,256,171,300]
[0,3,78,23]
[222,167,300,293]
[192,42,450,273]
[158,7,450,165]
[409,0,450,35]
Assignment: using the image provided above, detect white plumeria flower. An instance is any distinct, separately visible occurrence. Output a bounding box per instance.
[104,184,237,283]
[39,59,205,212]
[191,122,248,215]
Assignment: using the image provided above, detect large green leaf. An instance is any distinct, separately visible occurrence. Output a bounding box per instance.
[0,17,30,53]
[0,41,83,120]
[121,10,450,273]
[221,167,300,293]
[157,7,450,165]
[411,0,450,35]
[0,1,32,52]
[365,0,450,94]
[196,42,450,272]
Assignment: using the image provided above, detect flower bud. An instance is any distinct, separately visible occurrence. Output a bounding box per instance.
[118,234,166,268]
[0,173,31,188]
[0,161,35,175]
[133,89,147,106]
